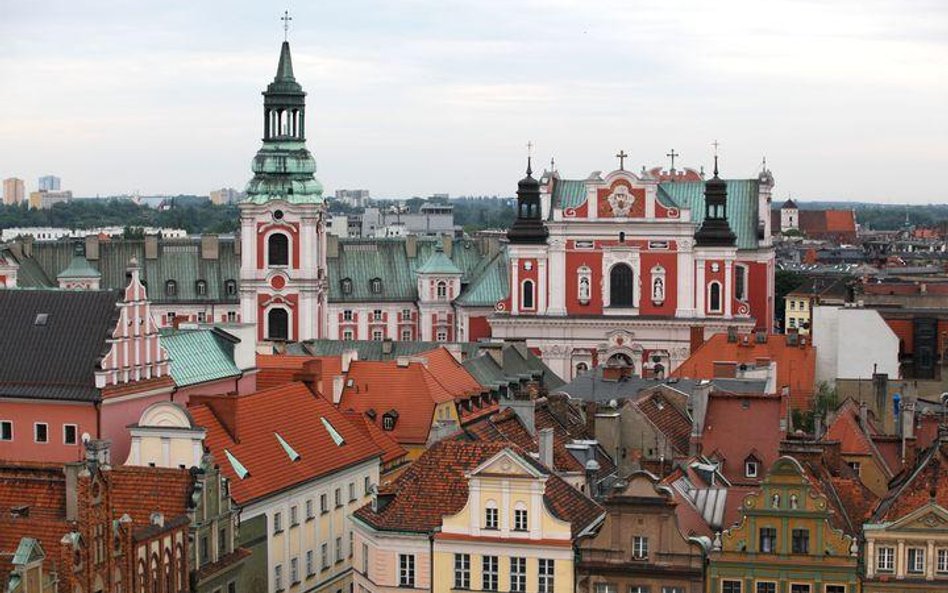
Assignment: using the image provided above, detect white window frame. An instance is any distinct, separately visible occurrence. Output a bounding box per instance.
[907,547,925,574]
[789,585,811,593]
[34,422,48,444]
[399,554,415,587]
[372,329,383,341]
[343,329,355,340]
[320,543,328,569]
[538,559,554,593]
[0,420,11,441]
[632,535,648,559]
[274,564,283,592]
[63,423,78,445]
[514,505,528,531]
[510,557,526,593]
[708,280,723,313]
[343,309,354,321]
[876,546,894,572]
[401,329,412,341]
[273,512,282,533]
[226,311,237,322]
[482,555,498,592]
[735,263,748,302]
[721,581,742,593]
[755,582,777,593]
[436,329,448,342]
[306,550,314,577]
[745,460,759,478]
[436,281,448,301]
[454,553,470,590]
[290,505,298,526]
[197,311,207,323]
[521,279,535,310]
[290,557,299,584]
[937,548,948,574]
[485,501,498,529]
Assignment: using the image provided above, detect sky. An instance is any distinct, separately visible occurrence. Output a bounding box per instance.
[1,0,946,203]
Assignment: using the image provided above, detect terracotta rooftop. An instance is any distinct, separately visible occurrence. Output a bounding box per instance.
[353,440,602,537]
[256,354,343,392]
[673,332,815,410]
[339,359,455,445]
[190,382,383,505]
[700,392,786,486]
[634,390,693,456]
[873,437,948,523]
[341,410,408,465]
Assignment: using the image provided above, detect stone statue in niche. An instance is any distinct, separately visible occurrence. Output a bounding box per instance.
[652,277,664,302]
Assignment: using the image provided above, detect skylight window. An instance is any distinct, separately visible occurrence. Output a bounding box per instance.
[321,417,345,447]
[34,313,48,326]
[275,432,301,461]
[224,449,250,479]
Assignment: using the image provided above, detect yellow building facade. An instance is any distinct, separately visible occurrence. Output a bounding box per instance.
[352,442,603,593]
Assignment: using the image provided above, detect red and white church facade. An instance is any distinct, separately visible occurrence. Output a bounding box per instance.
[490,158,776,381]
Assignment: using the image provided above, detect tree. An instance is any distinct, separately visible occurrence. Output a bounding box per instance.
[775,269,806,329]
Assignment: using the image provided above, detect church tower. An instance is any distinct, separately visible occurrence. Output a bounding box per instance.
[505,156,550,316]
[239,41,327,343]
[693,156,738,318]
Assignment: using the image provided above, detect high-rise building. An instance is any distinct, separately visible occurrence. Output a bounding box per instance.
[38,175,61,191]
[210,187,243,205]
[29,190,73,209]
[333,188,370,208]
[2,178,25,205]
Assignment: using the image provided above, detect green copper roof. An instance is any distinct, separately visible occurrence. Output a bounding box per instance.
[455,250,508,307]
[660,179,761,250]
[161,329,240,387]
[551,179,587,211]
[270,41,302,93]
[415,246,462,275]
[56,252,100,279]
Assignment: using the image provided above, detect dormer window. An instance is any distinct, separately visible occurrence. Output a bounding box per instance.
[370,278,382,294]
[196,280,207,296]
[745,458,759,478]
[436,281,448,300]
[341,278,353,295]
[225,280,237,296]
[382,411,398,431]
[165,280,177,297]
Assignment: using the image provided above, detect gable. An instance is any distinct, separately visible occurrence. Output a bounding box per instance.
[471,448,544,479]
[884,502,948,532]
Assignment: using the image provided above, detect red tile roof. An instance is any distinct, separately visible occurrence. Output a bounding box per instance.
[417,347,484,397]
[339,360,455,445]
[256,354,343,391]
[110,465,193,527]
[673,333,816,410]
[634,391,692,455]
[874,439,948,522]
[353,440,602,537]
[190,383,383,505]
[700,393,786,486]
[341,410,408,465]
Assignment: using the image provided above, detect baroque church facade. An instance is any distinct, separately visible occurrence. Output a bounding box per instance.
[0,41,776,380]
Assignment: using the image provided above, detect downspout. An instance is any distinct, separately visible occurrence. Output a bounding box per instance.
[429,528,438,593]
[95,400,102,439]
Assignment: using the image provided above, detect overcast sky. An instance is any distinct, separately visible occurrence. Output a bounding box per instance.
[1,0,946,202]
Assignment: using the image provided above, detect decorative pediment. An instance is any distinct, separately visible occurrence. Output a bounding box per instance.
[469,448,544,479]
[886,502,948,532]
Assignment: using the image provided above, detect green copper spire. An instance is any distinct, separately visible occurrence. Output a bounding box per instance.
[243,42,324,205]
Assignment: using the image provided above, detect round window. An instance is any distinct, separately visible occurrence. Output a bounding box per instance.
[273,209,284,220]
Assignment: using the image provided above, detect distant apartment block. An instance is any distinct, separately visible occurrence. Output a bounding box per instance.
[334,188,370,208]
[210,186,244,204]
[2,177,25,205]
[38,175,61,191]
[361,203,455,238]
[29,189,73,209]
[0,226,187,242]
[327,213,350,238]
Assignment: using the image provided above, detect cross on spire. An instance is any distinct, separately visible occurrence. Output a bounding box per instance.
[616,149,629,171]
[281,10,293,41]
[666,148,680,173]
[712,139,720,156]
[526,141,534,175]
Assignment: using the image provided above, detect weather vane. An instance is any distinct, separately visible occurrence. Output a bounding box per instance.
[281,10,293,41]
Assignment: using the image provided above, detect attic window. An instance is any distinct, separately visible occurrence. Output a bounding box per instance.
[321,417,345,446]
[382,410,398,431]
[165,280,177,297]
[744,458,759,478]
[224,449,250,479]
[196,280,207,296]
[34,313,48,326]
[275,432,300,461]
[225,280,237,296]
[370,278,382,294]
[341,278,353,295]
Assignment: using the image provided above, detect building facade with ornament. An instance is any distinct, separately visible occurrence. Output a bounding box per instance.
[489,157,776,381]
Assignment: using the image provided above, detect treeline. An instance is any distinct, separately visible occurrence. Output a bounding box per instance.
[0,199,239,235]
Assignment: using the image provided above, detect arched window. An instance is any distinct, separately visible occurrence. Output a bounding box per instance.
[708,281,722,313]
[735,264,748,301]
[484,500,499,529]
[575,362,589,376]
[268,308,289,341]
[268,233,289,267]
[340,278,353,295]
[521,280,535,310]
[370,278,382,294]
[225,279,237,296]
[609,264,634,307]
[195,279,207,296]
[436,281,448,301]
[165,280,177,297]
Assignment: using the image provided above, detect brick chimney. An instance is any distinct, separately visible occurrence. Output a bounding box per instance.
[190,395,239,442]
[293,359,324,395]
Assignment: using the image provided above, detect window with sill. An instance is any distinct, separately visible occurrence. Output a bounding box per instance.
[537,559,554,593]
[791,528,809,554]
[196,280,207,296]
[290,505,298,526]
[372,330,383,341]
[744,459,759,478]
[348,482,356,502]
[908,547,925,574]
[399,554,415,587]
[454,553,470,589]
[735,264,747,301]
[34,422,48,443]
[484,503,498,529]
[335,536,343,563]
[401,329,412,341]
[938,548,948,574]
[722,581,742,593]
[662,588,684,593]
[759,527,777,553]
[789,585,810,593]
[756,583,776,593]
[321,543,328,569]
[362,543,369,574]
[0,421,10,441]
[291,557,299,584]
[482,556,498,592]
[632,536,648,559]
[165,280,177,297]
[274,564,283,592]
[335,488,341,507]
[708,281,723,313]
[436,281,448,300]
[373,309,382,321]
[273,512,282,533]
[514,506,528,531]
[510,557,526,593]
[521,279,535,310]
[63,424,77,445]
[876,546,894,572]
[343,329,354,340]
[436,329,448,342]
[320,493,328,513]
[306,499,314,520]
[226,311,237,322]
[306,550,314,577]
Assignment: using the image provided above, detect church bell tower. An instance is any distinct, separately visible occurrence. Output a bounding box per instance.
[239,38,328,344]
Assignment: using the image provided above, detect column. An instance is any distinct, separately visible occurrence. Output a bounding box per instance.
[897,539,905,578]
[510,258,520,315]
[866,539,875,578]
[927,539,935,579]
[724,260,733,318]
[538,256,548,314]
[548,241,567,316]
[694,257,706,316]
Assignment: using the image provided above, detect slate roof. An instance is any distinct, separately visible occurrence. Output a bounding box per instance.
[352,440,602,537]
[19,238,241,304]
[549,177,763,250]
[555,368,766,402]
[0,290,119,401]
[190,382,383,505]
[161,329,241,387]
